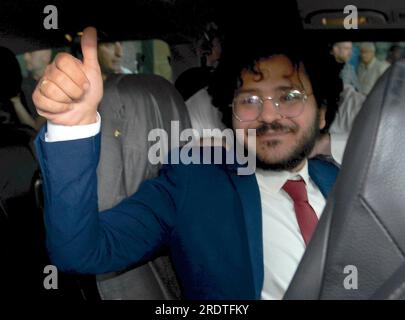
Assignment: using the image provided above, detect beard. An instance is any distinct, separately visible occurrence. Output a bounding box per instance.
[254,110,320,171]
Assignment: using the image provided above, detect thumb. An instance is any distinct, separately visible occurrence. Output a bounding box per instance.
[81,26,99,68]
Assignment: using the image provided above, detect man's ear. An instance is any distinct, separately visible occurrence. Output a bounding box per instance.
[319,105,327,130]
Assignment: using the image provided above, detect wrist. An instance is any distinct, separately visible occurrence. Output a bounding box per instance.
[76,112,98,125]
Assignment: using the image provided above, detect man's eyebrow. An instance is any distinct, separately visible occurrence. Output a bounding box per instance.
[276,84,305,91]
[276,85,294,91]
[237,85,303,95]
[235,88,259,95]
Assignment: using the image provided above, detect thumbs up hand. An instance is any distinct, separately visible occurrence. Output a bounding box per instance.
[33,27,103,126]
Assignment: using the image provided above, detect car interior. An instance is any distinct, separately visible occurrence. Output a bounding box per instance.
[2,0,405,300]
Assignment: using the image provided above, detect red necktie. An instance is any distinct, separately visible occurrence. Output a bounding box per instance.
[282,179,318,246]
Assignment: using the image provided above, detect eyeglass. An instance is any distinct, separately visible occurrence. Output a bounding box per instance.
[231,88,311,122]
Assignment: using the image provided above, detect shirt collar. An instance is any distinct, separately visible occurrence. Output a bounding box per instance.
[255,160,310,194]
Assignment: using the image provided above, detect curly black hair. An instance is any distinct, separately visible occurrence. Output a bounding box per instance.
[208,38,343,133]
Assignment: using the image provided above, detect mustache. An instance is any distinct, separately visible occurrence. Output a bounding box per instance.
[255,121,298,136]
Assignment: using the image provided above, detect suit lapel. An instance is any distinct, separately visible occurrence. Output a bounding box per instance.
[308,158,340,198]
[228,170,264,299]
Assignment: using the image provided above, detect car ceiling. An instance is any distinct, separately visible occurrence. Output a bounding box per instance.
[297,0,405,42]
[297,0,405,29]
[1,0,225,53]
[2,0,405,54]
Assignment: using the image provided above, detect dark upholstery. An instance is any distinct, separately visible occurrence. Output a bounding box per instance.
[285,60,405,299]
[0,125,44,297]
[372,262,405,299]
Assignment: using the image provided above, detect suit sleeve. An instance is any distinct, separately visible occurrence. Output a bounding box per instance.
[34,126,187,274]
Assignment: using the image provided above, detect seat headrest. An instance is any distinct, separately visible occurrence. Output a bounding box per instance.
[97,74,191,210]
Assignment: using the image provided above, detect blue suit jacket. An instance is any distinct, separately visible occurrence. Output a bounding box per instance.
[35,129,339,299]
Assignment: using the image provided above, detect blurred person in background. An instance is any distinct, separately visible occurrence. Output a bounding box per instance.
[24,49,52,81]
[0,46,44,131]
[21,49,50,130]
[175,22,222,101]
[98,41,132,80]
[386,44,403,65]
[357,42,390,95]
[175,22,225,138]
[71,32,132,80]
[331,42,360,91]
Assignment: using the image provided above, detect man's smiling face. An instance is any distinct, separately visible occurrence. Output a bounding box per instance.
[232,55,326,172]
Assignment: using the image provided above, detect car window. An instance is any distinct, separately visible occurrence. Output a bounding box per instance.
[121,39,173,82]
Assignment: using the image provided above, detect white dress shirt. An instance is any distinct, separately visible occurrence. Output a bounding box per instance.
[330,84,366,137]
[45,116,343,299]
[326,84,367,164]
[256,162,326,299]
[185,88,227,138]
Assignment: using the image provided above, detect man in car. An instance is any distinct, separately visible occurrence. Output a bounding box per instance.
[21,49,50,129]
[357,42,390,95]
[331,41,360,91]
[175,23,226,139]
[98,41,132,80]
[33,27,343,299]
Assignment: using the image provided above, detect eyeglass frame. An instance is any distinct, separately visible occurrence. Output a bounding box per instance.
[230,88,313,122]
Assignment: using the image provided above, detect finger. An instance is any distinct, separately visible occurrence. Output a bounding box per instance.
[81,27,99,68]
[33,88,71,114]
[39,79,73,104]
[54,53,89,89]
[47,65,85,100]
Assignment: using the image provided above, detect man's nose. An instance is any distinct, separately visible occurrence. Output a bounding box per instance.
[115,42,123,57]
[257,99,283,123]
